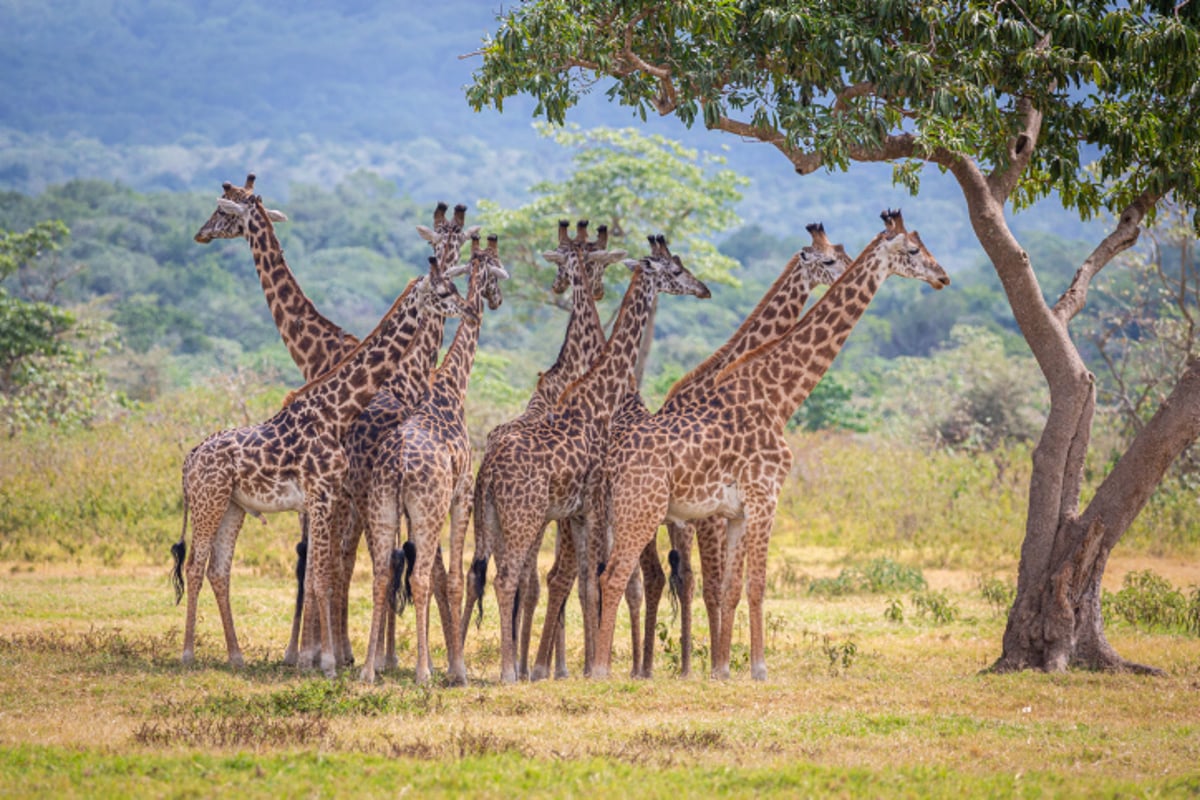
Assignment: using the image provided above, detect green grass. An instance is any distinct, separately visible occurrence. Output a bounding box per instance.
[2,565,1199,797]
[3,385,1200,795]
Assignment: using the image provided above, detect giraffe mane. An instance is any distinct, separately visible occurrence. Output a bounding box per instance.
[708,228,891,388]
[280,277,422,407]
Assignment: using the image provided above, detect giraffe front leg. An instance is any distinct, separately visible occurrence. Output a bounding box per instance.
[712,513,749,681]
[532,526,575,682]
[639,538,665,678]
[693,516,726,678]
[743,497,777,682]
[493,563,521,685]
[626,561,645,679]
[305,499,341,679]
[444,483,470,686]
[207,505,247,669]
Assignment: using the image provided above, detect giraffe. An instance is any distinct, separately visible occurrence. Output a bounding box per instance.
[170,263,471,677]
[460,220,627,679]
[194,178,472,665]
[531,223,849,681]
[592,210,949,680]
[325,204,480,669]
[475,235,710,683]
[634,222,852,678]
[360,233,508,684]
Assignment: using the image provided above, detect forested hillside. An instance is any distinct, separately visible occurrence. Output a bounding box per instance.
[0,0,1104,264]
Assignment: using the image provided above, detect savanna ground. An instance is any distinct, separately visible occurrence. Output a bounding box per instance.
[1,380,1199,798]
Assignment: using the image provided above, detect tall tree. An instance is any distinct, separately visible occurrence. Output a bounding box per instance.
[466,0,1200,673]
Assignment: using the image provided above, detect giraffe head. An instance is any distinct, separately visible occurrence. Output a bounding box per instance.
[420,256,478,323]
[543,220,627,300]
[873,209,950,289]
[446,233,510,311]
[799,222,853,287]
[622,235,712,299]
[416,202,481,272]
[193,174,288,243]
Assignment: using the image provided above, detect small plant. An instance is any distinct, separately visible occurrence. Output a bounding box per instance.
[765,611,788,647]
[978,574,1016,615]
[883,597,904,623]
[808,558,927,597]
[822,635,858,675]
[911,590,960,624]
[1102,570,1200,635]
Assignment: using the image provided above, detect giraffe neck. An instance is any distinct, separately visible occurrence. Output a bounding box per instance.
[431,261,485,405]
[714,242,889,428]
[556,266,653,424]
[533,256,607,407]
[244,204,358,380]
[285,278,433,436]
[663,249,816,412]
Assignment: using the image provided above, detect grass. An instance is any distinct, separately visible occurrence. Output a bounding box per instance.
[3,383,1200,795]
[1,555,1199,798]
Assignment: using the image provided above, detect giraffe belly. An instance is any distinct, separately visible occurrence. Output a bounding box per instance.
[666,482,742,523]
[232,480,306,515]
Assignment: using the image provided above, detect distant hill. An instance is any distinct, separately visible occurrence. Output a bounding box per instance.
[0,0,1107,267]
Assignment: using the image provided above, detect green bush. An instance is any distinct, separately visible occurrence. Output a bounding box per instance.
[808,558,927,597]
[1102,570,1200,636]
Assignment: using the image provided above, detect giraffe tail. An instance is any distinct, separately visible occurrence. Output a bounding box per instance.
[667,549,682,620]
[387,546,408,615]
[293,529,308,619]
[170,483,188,605]
[467,471,494,630]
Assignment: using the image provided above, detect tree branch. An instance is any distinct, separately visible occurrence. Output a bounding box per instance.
[1053,189,1161,324]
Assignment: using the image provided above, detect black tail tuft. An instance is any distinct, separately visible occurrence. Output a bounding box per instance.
[388,548,409,614]
[294,536,308,616]
[667,549,682,619]
[469,557,488,629]
[402,541,417,605]
[170,538,186,605]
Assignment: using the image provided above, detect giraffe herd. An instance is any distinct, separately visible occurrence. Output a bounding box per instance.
[174,173,949,685]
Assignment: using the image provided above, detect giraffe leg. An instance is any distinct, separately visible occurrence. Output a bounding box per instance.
[592,538,647,680]
[639,537,665,678]
[305,497,341,679]
[516,542,541,681]
[493,559,521,684]
[712,513,749,681]
[205,505,248,669]
[335,511,362,667]
[282,514,308,666]
[410,537,438,685]
[626,561,645,679]
[443,477,470,686]
[181,503,224,667]
[359,495,397,684]
[694,516,726,678]
[532,526,575,682]
[429,547,451,678]
[744,498,777,681]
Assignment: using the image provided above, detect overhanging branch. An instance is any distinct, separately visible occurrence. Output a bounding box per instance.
[1053,190,1161,324]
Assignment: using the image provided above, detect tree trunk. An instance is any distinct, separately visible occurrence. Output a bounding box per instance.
[945,155,1197,673]
[992,357,1200,673]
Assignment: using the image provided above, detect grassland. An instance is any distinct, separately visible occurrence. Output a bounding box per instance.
[1,382,1199,797]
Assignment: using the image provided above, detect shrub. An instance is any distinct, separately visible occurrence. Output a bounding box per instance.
[1102,570,1200,636]
[808,558,927,597]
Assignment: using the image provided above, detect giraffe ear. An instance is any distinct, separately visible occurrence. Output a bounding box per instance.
[622,258,640,271]
[416,225,436,243]
[443,263,471,279]
[216,198,247,216]
[491,263,511,280]
[542,251,566,265]
[266,208,288,223]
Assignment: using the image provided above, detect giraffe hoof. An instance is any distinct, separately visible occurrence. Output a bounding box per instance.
[358,667,377,684]
[590,665,611,680]
[751,664,767,681]
[281,648,299,667]
[180,651,195,667]
[529,665,549,682]
[711,666,731,681]
[228,652,245,670]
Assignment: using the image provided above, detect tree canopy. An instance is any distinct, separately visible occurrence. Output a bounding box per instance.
[466,0,1200,674]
